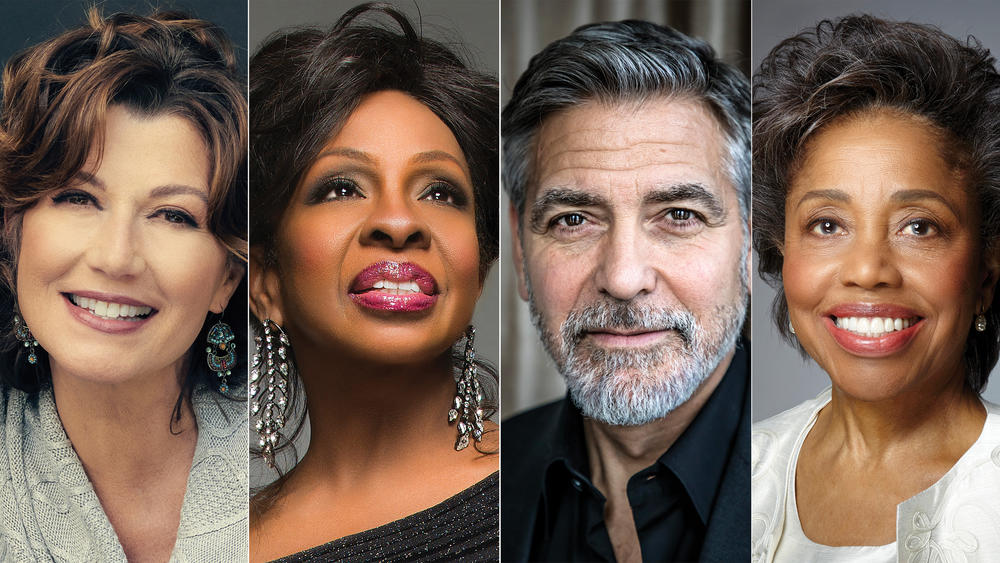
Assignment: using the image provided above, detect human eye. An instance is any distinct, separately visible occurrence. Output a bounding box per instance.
[899,218,938,237]
[51,189,98,208]
[808,218,843,236]
[152,208,200,228]
[551,212,587,229]
[659,207,706,235]
[419,181,469,208]
[307,177,365,204]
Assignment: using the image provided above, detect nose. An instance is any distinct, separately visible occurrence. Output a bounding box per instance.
[359,192,430,250]
[840,230,902,289]
[84,212,146,278]
[594,224,656,300]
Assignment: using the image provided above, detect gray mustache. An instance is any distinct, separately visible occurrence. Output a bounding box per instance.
[561,300,696,346]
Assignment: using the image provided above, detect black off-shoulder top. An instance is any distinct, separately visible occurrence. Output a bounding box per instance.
[271,471,499,562]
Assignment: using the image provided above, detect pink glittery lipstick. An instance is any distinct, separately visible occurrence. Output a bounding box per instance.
[349,260,438,312]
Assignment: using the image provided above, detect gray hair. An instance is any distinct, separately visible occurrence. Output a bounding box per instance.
[502,20,750,224]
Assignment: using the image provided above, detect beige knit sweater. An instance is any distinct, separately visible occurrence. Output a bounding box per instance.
[0,384,248,562]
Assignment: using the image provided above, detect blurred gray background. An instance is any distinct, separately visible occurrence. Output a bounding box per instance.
[752,0,1000,422]
[500,0,750,420]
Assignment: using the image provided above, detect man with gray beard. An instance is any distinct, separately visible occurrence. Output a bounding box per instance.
[502,20,750,563]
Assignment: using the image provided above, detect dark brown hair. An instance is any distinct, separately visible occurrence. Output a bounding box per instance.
[753,14,1000,392]
[0,8,248,395]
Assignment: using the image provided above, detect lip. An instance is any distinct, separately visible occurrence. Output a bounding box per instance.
[823,303,924,357]
[584,329,672,348]
[63,291,157,335]
[349,261,438,312]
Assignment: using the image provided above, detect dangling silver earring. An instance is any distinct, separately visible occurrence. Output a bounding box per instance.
[976,313,987,332]
[449,326,483,451]
[13,314,38,365]
[251,319,289,468]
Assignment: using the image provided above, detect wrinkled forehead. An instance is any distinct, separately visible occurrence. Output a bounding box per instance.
[528,96,734,208]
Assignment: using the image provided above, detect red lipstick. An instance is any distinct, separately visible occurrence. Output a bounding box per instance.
[349,261,438,312]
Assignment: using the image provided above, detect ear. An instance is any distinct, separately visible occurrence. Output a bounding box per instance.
[249,247,286,326]
[508,203,529,301]
[209,257,244,314]
[978,245,1000,313]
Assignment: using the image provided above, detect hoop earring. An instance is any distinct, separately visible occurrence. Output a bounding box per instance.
[449,326,483,451]
[13,314,38,365]
[252,319,289,468]
[206,320,236,392]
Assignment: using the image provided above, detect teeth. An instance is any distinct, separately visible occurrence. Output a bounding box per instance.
[370,280,420,294]
[68,294,152,320]
[835,316,914,337]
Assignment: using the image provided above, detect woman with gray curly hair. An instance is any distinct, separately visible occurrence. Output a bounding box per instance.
[752,15,1000,562]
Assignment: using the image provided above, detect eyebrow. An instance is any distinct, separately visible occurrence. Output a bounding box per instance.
[795,188,960,216]
[529,188,608,230]
[74,171,208,204]
[795,189,851,209]
[890,189,960,216]
[314,147,377,165]
[409,150,465,170]
[644,183,725,221]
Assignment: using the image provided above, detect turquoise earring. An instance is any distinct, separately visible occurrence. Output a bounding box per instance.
[206,320,236,392]
[13,314,38,365]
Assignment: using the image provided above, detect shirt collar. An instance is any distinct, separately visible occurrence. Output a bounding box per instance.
[538,339,749,523]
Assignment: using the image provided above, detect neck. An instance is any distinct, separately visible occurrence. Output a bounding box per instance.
[290,343,464,483]
[584,349,733,493]
[50,360,197,485]
[822,371,985,457]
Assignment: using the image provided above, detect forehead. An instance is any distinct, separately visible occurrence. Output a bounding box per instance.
[790,111,967,201]
[529,97,731,203]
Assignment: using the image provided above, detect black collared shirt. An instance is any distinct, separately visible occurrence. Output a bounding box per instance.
[501,341,749,562]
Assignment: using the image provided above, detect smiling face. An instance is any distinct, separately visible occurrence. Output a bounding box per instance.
[511,97,748,426]
[782,110,997,400]
[260,90,481,365]
[17,105,240,385]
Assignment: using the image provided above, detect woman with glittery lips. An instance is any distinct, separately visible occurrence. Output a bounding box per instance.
[248,3,499,562]
[0,7,248,562]
[751,15,1000,562]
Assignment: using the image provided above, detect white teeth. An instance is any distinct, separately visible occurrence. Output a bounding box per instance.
[370,280,420,294]
[835,316,916,337]
[68,294,152,320]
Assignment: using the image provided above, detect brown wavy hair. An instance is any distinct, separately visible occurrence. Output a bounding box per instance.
[0,8,248,395]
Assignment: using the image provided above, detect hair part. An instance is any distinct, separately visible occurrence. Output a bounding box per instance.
[752,14,1000,392]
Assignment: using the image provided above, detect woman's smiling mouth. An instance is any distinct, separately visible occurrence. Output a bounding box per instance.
[823,304,925,356]
[63,292,158,333]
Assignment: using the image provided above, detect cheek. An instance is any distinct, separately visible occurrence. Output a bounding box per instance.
[524,239,589,325]
[17,209,76,291]
[280,211,353,292]
[437,214,481,306]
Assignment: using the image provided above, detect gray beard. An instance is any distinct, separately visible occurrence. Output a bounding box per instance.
[527,272,747,427]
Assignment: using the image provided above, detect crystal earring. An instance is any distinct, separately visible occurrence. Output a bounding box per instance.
[206,320,236,392]
[13,314,38,365]
[976,313,987,332]
[251,319,289,468]
[449,326,483,451]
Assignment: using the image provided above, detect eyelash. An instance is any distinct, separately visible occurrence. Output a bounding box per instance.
[662,208,704,231]
[52,190,199,228]
[52,189,98,208]
[549,212,588,230]
[309,177,365,204]
[420,182,468,208]
[807,217,941,237]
